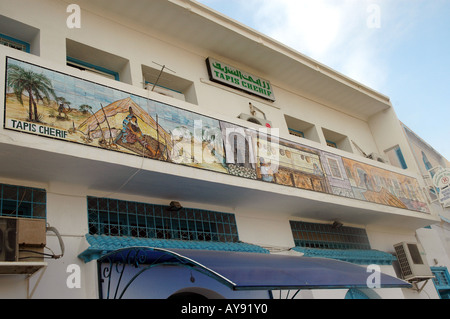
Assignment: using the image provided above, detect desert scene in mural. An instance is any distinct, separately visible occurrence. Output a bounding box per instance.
[77,97,172,160]
[5,90,171,160]
[4,58,226,173]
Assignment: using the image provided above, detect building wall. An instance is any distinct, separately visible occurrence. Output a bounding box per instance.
[401,124,450,299]
[0,0,391,158]
[0,0,445,299]
[1,177,434,299]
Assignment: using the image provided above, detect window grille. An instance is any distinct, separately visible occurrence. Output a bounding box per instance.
[0,183,46,219]
[431,267,450,299]
[0,34,29,52]
[290,220,371,250]
[326,140,338,148]
[288,128,305,138]
[432,267,450,287]
[87,197,239,243]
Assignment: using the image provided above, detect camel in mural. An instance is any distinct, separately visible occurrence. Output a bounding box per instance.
[56,97,73,120]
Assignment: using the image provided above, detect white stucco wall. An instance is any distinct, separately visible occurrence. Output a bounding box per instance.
[0,0,447,300]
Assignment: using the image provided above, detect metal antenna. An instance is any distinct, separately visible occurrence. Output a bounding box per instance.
[150,62,176,92]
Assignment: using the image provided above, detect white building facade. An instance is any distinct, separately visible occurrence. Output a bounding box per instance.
[401,123,450,299]
[0,0,447,299]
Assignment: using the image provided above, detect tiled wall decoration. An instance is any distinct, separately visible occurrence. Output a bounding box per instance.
[4,57,429,213]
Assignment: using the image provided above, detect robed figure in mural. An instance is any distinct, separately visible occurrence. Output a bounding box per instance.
[115,108,160,158]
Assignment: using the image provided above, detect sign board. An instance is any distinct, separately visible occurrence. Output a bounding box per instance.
[433,168,450,208]
[206,58,275,102]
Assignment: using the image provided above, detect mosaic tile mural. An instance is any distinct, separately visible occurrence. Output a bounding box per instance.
[3,57,429,213]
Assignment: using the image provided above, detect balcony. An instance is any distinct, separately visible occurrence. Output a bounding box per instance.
[0,51,439,231]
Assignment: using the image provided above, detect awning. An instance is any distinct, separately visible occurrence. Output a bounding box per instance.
[97,246,411,291]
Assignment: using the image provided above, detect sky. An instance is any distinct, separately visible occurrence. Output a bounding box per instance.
[197,0,450,161]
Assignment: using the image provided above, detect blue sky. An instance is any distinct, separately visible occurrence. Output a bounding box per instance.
[197,0,450,160]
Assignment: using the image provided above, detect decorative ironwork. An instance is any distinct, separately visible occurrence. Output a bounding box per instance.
[98,247,304,300]
[96,247,229,299]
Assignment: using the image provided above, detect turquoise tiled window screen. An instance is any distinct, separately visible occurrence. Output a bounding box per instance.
[290,221,371,250]
[433,268,450,287]
[0,183,47,219]
[88,197,240,243]
[432,267,450,299]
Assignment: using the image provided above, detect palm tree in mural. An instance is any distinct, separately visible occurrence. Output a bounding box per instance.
[7,64,57,123]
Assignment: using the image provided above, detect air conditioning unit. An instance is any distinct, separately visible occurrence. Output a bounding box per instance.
[238,113,273,128]
[368,153,389,164]
[0,218,18,262]
[394,242,434,282]
[0,217,46,263]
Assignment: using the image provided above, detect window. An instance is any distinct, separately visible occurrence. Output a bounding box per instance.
[142,64,198,104]
[290,221,371,250]
[66,39,131,83]
[0,15,40,55]
[67,56,119,81]
[87,197,239,243]
[326,140,337,148]
[288,128,304,138]
[395,147,408,169]
[384,145,408,169]
[0,183,46,219]
[322,128,353,153]
[422,151,434,174]
[0,33,30,52]
[284,115,320,143]
[431,267,450,299]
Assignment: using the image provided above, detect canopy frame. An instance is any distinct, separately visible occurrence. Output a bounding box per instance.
[96,246,411,299]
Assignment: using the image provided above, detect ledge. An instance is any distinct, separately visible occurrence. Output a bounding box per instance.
[0,262,47,276]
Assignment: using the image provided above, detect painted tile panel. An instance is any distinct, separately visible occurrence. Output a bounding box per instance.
[3,57,429,213]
